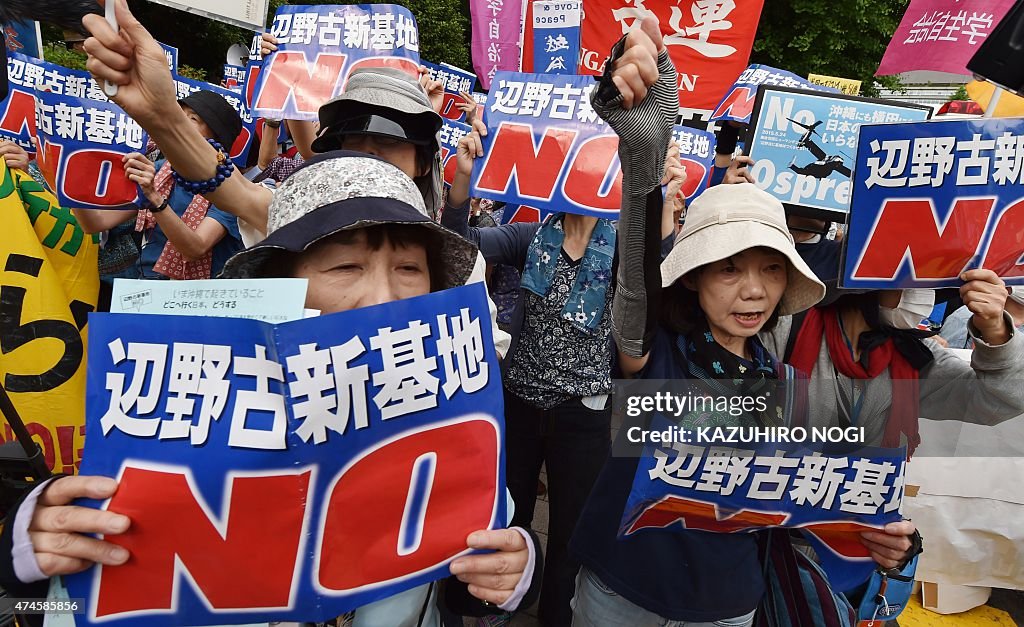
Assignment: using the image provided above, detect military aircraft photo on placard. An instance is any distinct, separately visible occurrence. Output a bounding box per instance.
[787,117,853,179]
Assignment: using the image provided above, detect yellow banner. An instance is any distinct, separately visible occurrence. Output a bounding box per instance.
[807,74,862,96]
[0,161,99,474]
[967,80,1024,117]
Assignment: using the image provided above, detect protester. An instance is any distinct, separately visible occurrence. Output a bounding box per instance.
[762,274,1024,456]
[80,4,511,358]
[442,110,683,626]
[251,118,305,185]
[567,18,917,627]
[0,152,541,627]
[67,90,244,280]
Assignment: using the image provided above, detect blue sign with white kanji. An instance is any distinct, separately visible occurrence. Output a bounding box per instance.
[251,4,421,121]
[623,416,906,591]
[471,73,716,218]
[421,60,476,95]
[1,51,107,152]
[33,88,148,209]
[843,117,1024,289]
[67,283,506,626]
[671,125,716,203]
[532,1,580,76]
[159,42,178,74]
[470,72,614,218]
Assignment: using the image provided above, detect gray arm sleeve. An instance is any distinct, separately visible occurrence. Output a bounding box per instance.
[590,43,679,359]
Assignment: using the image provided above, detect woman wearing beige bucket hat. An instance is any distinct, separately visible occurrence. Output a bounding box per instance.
[566,18,921,627]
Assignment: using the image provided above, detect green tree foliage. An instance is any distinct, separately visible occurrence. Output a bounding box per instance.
[751,0,910,96]
[41,44,87,71]
[947,84,969,102]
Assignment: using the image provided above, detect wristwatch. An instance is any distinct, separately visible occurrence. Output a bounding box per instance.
[151,197,170,213]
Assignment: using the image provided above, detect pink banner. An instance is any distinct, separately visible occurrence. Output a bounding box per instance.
[876,0,1015,76]
[471,0,524,90]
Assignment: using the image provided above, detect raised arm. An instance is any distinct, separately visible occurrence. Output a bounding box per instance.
[286,120,317,161]
[590,17,678,376]
[82,0,273,236]
[257,120,281,170]
[439,192,537,270]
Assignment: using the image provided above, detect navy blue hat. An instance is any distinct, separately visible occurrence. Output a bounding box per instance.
[178,90,243,149]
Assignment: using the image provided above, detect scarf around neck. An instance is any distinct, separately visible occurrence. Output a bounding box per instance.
[135,161,213,280]
[788,306,933,456]
[676,319,788,428]
[520,213,616,333]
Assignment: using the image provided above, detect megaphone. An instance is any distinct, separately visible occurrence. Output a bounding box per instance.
[967,0,1024,94]
[226,43,248,68]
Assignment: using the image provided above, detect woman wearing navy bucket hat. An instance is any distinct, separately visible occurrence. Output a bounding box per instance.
[69,89,246,281]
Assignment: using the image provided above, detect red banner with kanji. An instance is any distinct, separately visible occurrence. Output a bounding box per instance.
[578,0,765,111]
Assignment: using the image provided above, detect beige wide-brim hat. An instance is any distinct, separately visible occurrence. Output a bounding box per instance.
[661,184,826,316]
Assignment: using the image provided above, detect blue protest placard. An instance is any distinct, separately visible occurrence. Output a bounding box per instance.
[251,4,421,121]
[66,283,506,627]
[671,125,715,203]
[746,86,931,221]
[421,60,476,95]
[33,88,148,209]
[4,20,42,59]
[222,64,246,92]
[470,72,615,219]
[173,74,256,162]
[842,117,1024,289]
[439,118,471,188]
[423,60,477,122]
[471,73,716,218]
[623,419,906,591]
[532,0,581,76]
[710,64,838,126]
[1,52,106,152]
[159,42,179,74]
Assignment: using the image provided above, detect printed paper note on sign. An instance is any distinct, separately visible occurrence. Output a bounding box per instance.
[746,86,930,221]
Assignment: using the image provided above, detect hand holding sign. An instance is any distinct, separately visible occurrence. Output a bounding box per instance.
[0,140,30,173]
[418,65,445,114]
[860,520,915,570]
[122,152,158,205]
[29,476,130,577]
[662,142,687,217]
[610,17,663,110]
[260,32,279,58]
[82,0,177,128]
[450,529,529,605]
[456,91,480,125]
[724,155,756,185]
[960,269,1010,345]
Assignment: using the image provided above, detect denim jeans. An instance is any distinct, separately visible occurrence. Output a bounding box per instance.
[571,568,756,627]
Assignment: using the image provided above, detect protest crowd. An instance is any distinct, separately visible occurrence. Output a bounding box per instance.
[0,0,1022,626]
